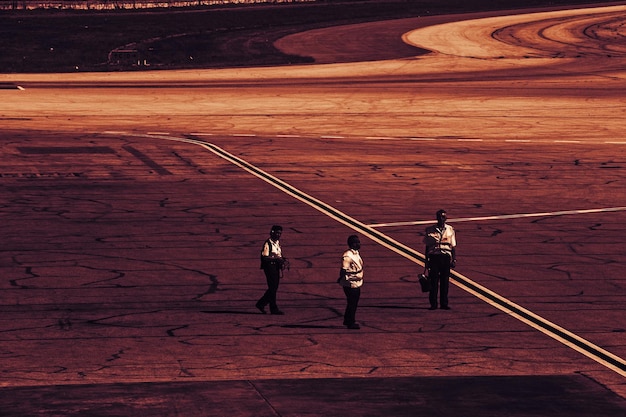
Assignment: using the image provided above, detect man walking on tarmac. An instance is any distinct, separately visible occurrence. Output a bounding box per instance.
[256,225,288,315]
[338,234,364,329]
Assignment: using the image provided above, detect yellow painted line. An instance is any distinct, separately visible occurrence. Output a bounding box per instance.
[368,207,626,228]
[128,132,626,378]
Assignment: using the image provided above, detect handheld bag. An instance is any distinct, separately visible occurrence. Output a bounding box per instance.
[418,273,430,293]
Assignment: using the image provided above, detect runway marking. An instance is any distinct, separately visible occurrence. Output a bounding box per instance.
[367,207,626,228]
[102,131,129,135]
[134,132,626,378]
[123,145,172,176]
[137,131,626,146]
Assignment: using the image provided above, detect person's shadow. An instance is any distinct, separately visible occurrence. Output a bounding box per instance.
[201,310,259,315]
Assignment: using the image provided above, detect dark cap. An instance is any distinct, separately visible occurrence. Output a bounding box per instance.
[347,234,359,245]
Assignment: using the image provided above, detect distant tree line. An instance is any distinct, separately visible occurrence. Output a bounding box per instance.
[0,0,315,10]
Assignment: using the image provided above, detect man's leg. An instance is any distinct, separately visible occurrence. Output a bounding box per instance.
[266,266,282,314]
[428,263,440,309]
[343,286,360,326]
[256,272,269,312]
[440,258,451,309]
[257,266,277,312]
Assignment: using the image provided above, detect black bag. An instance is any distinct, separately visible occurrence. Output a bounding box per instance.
[418,273,430,293]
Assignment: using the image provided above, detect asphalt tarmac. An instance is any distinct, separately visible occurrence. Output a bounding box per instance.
[1,3,625,416]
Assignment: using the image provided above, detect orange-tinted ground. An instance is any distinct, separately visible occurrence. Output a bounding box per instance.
[0,3,625,416]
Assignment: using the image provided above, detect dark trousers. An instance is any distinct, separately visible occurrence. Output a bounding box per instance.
[343,286,361,325]
[428,254,451,308]
[258,265,281,313]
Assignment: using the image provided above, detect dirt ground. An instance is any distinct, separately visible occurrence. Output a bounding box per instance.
[0,0,614,72]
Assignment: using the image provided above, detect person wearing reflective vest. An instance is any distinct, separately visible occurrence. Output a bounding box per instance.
[338,234,364,329]
[423,210,457,310]
[256,225,287,315]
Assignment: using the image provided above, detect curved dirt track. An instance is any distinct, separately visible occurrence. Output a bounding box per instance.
[1,4,626,141]
[274,3,626,63]
[404,4,626,58]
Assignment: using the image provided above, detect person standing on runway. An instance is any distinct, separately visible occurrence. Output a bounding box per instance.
[256,225,287,315]
[338,234,364,329]
[423,209,457,310]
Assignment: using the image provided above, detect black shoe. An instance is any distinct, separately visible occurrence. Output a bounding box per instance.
[271,310,284,315]
[346,323,360,329]
[428,306,437,310]
[255,302,266,314]
[441,306,451,310]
